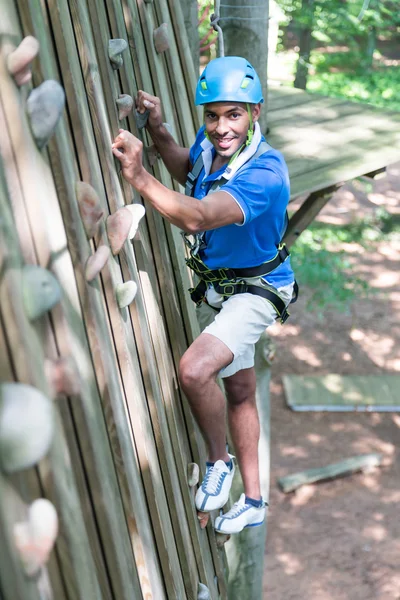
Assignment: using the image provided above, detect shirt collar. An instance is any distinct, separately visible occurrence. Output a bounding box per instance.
[199,122,262,181]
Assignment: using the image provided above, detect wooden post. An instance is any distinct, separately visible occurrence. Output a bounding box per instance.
[225,331,273,599]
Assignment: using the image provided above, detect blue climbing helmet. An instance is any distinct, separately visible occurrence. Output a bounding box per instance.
[195,56,264,106]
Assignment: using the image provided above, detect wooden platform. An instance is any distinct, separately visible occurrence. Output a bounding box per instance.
[267,86,400,200]
[283,374,400,412]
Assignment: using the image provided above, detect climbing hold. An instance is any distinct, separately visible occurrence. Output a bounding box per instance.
[197,583,211,600]
[85,245,110,282]
[116,94,134,120]
[197,510,210,529]
[215,532,231,548]
[26,80,65,149]
[76,182,104,239]
[7,36,39,86]
[44,356,80,397]
[187,462,200,487]
[14,498,58,577]
[163,122,173,136]
[125,204,145,239]
[153,23,170,53]
[22,265,62,321]
[147,145,160,166]
[106,207,133,255]
[108,39,128,70]
[116,281,137,308]
[135,109,150,130]
[0,383,54,473]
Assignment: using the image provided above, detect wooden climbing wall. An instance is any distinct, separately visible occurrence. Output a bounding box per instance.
[0,0,229,598]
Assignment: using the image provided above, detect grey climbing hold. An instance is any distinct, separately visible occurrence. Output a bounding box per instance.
[76,181,104,239]
[153,23,170,53]
[26,80,65,149]
[197,583,211,600]
[116,281,137,308]
[146,145,160,166]
[108,39,128,70]
[135,109,150,130]
[85,245,110,282]
[0,383,54,473]
[22,265,62,321]
[116,94,134,120]
[7,36,39,86]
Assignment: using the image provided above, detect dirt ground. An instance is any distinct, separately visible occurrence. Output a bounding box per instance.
[263,162,400,600]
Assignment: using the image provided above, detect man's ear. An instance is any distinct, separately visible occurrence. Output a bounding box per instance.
[252,103,261,122]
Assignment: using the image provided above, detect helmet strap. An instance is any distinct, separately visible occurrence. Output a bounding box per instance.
[246,103,254,146]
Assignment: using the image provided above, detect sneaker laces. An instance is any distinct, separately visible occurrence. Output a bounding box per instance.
[226,498,248,519]
[203,462,227,494]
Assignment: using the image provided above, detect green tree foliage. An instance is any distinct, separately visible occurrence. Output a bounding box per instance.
[276,0,400,87]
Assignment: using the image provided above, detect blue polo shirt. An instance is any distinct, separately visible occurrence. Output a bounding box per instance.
[188,126,294,288]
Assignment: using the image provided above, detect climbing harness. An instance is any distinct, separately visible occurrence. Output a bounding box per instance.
[183,141,298,324]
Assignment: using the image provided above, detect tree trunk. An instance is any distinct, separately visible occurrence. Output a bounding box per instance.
[294,0,314,90]
[179,0,199,75]
[220,0,269,134]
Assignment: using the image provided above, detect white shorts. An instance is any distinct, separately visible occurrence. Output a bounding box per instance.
[196,281,294,378]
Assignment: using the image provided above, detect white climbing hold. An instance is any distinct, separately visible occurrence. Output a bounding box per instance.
[153,23,170,53]
[85,245,110,282]
[0,383,54,473]
[7,36,39,86]
[116,94,134,120]
[108,39,128,69]
[187,462,200,487]
[26,80,65,149]
[116,281,137,308]
[125,204,145,239]
[76,181,104,239]
[197,583,211,600]
[22,265,62,321]
[14,498,58,577]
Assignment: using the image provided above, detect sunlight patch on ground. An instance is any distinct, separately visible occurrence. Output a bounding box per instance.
[363,524,387,541]
[276,552,304,575]
[349,329,400,370]
[280,445,309,459]
[307,433,323,444]
[291,345,322,367]
[291,485,316,506]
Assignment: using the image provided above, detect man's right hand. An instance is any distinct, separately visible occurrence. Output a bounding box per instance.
[135,90,163,131]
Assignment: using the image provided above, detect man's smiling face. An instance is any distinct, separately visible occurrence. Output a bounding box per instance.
[204,102,260,160]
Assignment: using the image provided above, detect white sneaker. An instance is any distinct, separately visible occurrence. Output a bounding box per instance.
[214,493,266,534]
[195,455,235,512]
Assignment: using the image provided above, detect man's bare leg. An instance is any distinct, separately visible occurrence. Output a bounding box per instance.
[179,332,233,462]
[224,367,261,500]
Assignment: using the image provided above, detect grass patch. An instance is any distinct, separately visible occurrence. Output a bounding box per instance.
[307,66,400,111]
[290,209,399,314]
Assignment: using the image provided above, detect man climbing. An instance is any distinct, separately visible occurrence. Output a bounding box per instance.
[112,56,295,534]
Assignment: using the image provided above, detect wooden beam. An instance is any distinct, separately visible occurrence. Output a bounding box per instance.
[284,184,343,247]
[278,453,383,493]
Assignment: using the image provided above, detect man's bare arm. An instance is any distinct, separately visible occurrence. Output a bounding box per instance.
[111,131,243,233]
[136,91,190,186]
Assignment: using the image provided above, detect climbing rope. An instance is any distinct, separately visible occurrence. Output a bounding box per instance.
[210,0,225,57]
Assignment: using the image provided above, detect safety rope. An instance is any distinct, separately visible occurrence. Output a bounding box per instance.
[210,0,224,57]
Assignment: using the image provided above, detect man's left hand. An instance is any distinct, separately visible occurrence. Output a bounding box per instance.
[112,129,145,186]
